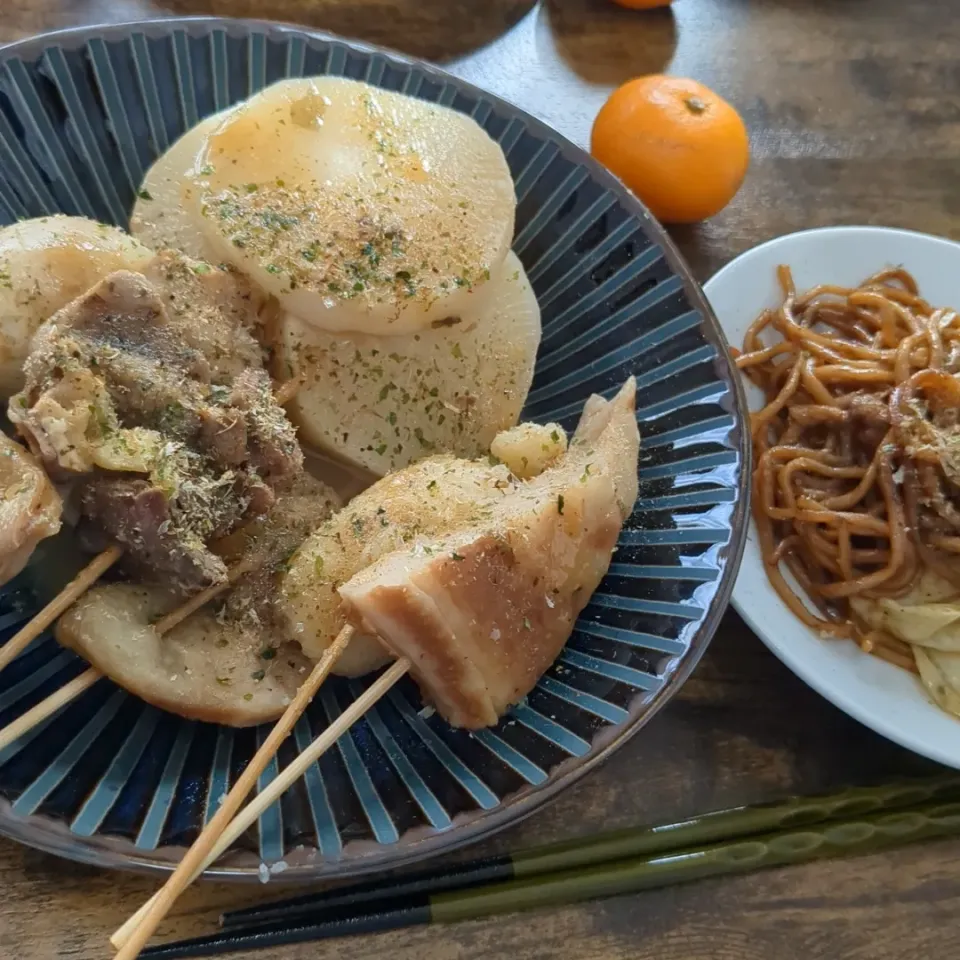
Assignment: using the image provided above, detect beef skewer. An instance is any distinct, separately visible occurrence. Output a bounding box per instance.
[0,372,297,676]
[10,255,302,594]
[0,365,299,680]
[0,374,304,749]
[0,384,304,750]
[0,248,301,677]
[112,379,640,959]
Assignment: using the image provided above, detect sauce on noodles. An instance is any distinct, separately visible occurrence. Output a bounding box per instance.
[735,266,960,675]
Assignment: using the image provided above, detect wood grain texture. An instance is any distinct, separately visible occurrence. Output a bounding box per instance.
[1,0,959,958]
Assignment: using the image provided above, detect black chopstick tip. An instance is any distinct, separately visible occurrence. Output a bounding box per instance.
[142,906,432,958]
[220,857,513,930]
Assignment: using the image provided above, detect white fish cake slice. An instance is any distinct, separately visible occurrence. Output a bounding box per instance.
[279,251,540,475]
[57,583,314,727]
[183,77,516,335]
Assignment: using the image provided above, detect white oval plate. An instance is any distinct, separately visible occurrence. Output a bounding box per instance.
[704,225,960,769]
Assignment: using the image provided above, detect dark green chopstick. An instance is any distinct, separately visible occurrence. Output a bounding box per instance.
[428,800,960,924]
[143,797,960,958]
[221,773,960,931]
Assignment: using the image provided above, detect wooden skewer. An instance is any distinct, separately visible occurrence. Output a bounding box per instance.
[0,557,258,751]
[111,655,411,953]
[273,374,303,406]
[152,556,260,636]
[0,665,102,753]
[0,545,123,675]
[111,626,393,959]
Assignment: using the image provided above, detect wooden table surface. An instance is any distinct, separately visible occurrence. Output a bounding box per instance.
[2,1,959,958]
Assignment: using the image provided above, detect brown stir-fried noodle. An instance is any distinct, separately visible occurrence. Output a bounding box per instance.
[736,266,960,674]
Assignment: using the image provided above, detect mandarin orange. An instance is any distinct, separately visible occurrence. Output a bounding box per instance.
[590,75,749,223]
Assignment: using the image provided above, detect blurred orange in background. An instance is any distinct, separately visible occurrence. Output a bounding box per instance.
[590,75,749,223]
[610,0,674,9]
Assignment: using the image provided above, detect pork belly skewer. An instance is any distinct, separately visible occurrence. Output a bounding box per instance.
[0,251,301,680]
[339,378,639,728]
[112,378,639,959]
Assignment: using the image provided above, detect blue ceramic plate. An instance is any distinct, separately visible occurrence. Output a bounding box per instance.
[0,18,748,880]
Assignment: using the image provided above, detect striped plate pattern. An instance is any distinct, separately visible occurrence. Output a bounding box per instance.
[0,19,749,880]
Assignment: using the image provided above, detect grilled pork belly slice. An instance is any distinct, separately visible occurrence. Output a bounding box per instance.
[281,454,520,676]
[339,379,639,728]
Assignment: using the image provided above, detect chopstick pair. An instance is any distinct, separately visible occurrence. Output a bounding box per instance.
[139,773,960,958]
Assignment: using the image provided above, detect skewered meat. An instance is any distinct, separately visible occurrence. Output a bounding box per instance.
[10,251,302,593]
[57,475,339,726]
[0,216,153,396]
[280,454,521,676]
[0,432,62,586]
[339,378,639,728]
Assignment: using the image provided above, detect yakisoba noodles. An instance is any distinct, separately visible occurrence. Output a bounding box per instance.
[736,265,960,673]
